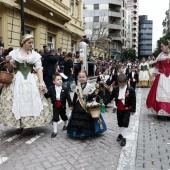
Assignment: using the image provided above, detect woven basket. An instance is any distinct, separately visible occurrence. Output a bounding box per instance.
[88,107,100,118]
[0,71,13,84]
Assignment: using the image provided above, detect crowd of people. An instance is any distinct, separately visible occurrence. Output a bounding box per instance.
[0,34,170,148]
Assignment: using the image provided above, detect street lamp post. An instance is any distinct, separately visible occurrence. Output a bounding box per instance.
[21,0,25,36]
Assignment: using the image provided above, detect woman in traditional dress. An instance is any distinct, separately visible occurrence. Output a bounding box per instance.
[138,57,149,87]
[96,67,111,105]
[146,40,170,116]
[0,34,52,133]
[67,70,107,137]
[147,56,155,86]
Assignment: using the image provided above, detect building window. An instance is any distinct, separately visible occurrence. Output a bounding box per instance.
[24,26,34,35]
[94,4,99,10]
[71,41,76,53]
[93,16,99,22]
[47,33,55,49]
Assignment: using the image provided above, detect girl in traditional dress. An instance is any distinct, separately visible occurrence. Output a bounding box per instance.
[146,40,170,116]
[96,67,111,106]
[0,34,52,133]
[67,70,107,137]
[138,57,149,87]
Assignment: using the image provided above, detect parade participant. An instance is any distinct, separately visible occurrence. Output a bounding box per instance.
[147,56,155,86]
[128,65,139,90]
[0,34,52,133]
[146,40,170,116]
[138,57,149,87]
[44,73,72,138]
[67,70,107,137]
[96,67,111,106]
[109,64,124,86]
[109,73,136,146]
[109,64,124,113]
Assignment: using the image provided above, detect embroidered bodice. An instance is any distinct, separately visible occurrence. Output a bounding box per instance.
[155,59,170,77]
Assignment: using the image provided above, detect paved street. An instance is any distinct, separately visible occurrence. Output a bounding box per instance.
[0,87,170,170]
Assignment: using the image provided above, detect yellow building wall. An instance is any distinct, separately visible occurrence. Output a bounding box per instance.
[0,0,84,52]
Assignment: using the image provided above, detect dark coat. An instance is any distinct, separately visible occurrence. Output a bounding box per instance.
[109,85,136,112]
[128,71,139,83]
[64,58,73,76]
[42,54,58,76]
[44,85,73,109]
[109,72,119,86]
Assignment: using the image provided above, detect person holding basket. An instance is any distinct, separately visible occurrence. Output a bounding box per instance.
[67,70,107,138]
[0,34,52,134]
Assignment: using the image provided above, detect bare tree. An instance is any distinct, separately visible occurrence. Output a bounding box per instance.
[84,9,109,54]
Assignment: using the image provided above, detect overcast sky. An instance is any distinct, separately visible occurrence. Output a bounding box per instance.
[139,0,169,50]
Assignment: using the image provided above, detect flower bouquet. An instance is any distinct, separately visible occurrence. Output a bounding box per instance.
[86,101,101,118]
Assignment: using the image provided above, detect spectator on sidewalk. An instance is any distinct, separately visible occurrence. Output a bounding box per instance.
[42,49,58,89]
[64,52,73,92]
[57,48,65,73]
[109,73,136,146]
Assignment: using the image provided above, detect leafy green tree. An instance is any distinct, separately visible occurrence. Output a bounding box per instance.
[122,48,137,61]
[153,32,170,57]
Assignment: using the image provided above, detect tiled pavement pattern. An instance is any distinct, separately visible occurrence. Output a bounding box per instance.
[135,88,170,170]
[0,79,122,170]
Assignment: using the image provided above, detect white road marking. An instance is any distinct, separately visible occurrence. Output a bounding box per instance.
[0,156,8,164]
[5,134,21,142]
[25,133,44,144]
[116,88,142,170]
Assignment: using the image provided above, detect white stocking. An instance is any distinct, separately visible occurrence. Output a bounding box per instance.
[53,122,58,133]
[122,127,128,138]
[120,127,123,136]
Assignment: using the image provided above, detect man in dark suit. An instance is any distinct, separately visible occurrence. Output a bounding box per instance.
[42,49,58,89]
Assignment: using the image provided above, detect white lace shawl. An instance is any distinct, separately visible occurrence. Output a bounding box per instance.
[152,52,169,75]
[75,82,95,98]
[9,48,43,70]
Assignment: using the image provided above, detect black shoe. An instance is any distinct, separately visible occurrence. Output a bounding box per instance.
[117,134,123,141]
[51,132,57,138]
[113,108,116,113]
[62,125,67,130]
[120,138,126,146]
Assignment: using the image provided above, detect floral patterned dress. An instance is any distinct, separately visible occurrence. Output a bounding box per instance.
[0,49,52,128]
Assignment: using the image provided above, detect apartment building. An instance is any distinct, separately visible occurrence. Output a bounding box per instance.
[127,0,139,56]
[138,15,153,59]
[0,0,84,52]
[83,0,127,59]
[162,0,170,35]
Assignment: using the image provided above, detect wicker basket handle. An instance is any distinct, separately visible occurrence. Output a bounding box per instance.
[0,61,8,65]
[0,61,14,73]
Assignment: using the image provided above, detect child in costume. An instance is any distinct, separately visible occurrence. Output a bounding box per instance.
[67,70,107,137]
[109,73,136,146]
[44,73,73,138]
[128,65,139,90]
[109,64,124,113]
[96,67,111,106]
